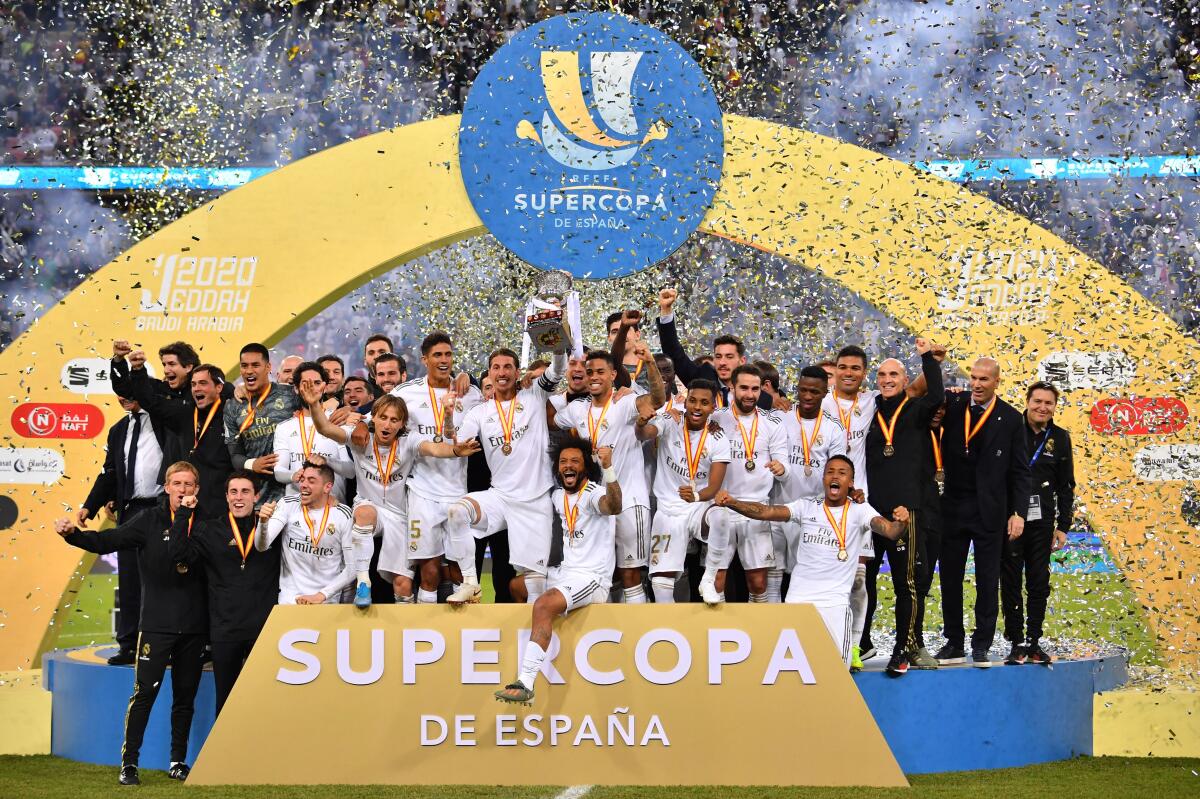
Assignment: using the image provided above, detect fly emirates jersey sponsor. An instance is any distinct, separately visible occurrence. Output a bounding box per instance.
[710,407,788,502]
[652,413,732,513]
[458,374,558,501]
[775,410,847,502]
[262,496,355,604]
[393,377,482,502]
[555,394,649,508]
[783,498,878,606]
[821,391,878,496]
[553,482,615,583]
[347,432,419,514]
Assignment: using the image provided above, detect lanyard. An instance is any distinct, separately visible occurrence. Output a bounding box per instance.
[562,480,589,536]
[228,512,254,569]
[797,410,822,465]
[428,382,446,439]
[682,422,709,485]
[296,411,316,460]
[963,396,996,454]
[587,397,613,444]
[169,507,194,537]
[193,398,222,449]
[1029,427,1051,467]
[734,409,759,466]
[837,394,858,447]
[874,395,909,454]
[373,437,399,487]
[821,501,850,560]
[237,385,271,434]
[302,501,333,549]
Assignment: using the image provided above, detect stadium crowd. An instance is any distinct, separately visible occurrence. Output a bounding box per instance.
[54,288,1074,783]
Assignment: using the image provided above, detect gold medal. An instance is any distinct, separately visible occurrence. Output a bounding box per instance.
[804,465,812,477]
[495,396,518,456]
[823,501,851,562]
[734,408,759,474]
[744,460,756,472]
[935,468,945,482]
[875,396,908,460]
[433,434,443,443]
[502,443,513,455]
[797,410,822,479]
[837,549,848,562]
[176,562,189,574]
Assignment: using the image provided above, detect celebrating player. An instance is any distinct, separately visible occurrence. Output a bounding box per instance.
[494,439,622,705]
[273,362,353,502]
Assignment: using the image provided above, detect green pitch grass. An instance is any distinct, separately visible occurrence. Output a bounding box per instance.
[51,571,1157,664]
[3,754,1198,798]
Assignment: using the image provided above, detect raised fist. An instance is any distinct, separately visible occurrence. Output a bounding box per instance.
[622,308,642,328]
[54,517,74,537]
[128,350,147,370]
[658,288,678,314]
[595,445,614,470]
[113,340,132,359]
[258,501,277,524]
[180,495,198,509]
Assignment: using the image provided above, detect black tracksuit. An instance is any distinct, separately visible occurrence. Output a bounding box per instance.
[1002,417,1074,645]
[168,505,280,714]
[64,498,208,767]
[861,353,944,656]
[914,425,945,648]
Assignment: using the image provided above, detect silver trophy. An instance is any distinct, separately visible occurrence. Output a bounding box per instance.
[524,270,576,355]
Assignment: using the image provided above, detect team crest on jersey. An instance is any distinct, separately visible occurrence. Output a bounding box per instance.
[456,401,465,412]
[1046,437,1055,453]
[516,403,525,413]
[409,541,418,552]
[814,435,823,445]
[274,398,286,410]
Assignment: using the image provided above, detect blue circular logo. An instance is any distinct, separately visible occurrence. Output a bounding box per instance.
[459,12,724,279]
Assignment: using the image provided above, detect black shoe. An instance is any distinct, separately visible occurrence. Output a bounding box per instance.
[860,645,878,661]
[1005,644,1027,665]
[168,762,190,781]
[972,650,993,668]
[1026,642,1053,665]
[934,643,966,664]
[107,649,135,666]
[885,652,909,677]
[119,765,139,785]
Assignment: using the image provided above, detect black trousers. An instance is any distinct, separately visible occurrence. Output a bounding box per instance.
[1001,522,1054,644]
[474,530,514,603]
[368,534,394,603]
[115,497,157,651]
[914,523,941,648]
[122,631,206,767]
[860,513,927,655]
[939,508,1004,652]
[210,639,255,716]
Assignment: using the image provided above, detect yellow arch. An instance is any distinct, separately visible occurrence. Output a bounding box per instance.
[1,114,1195,675]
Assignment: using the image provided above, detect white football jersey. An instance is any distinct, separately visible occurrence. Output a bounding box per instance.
[555,393,650,508]
[775,410,847,503]
[273,412,353,503]
[552,481,615,582]
[393,377,483,502]
[347,432,420,514]
[821,391,878,497]
[710,406,789,502]
[783,498,878,606]
[651,413,732,513]
[260,496,355,604]
[458,373,558,501]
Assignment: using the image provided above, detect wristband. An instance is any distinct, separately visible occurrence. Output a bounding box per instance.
[602,466,618,483]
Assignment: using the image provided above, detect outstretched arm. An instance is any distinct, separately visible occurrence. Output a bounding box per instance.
[871,506,910,541]
[712,490,791,522]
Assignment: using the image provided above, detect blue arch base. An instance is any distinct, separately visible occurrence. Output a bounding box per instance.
[44,645,1126,775]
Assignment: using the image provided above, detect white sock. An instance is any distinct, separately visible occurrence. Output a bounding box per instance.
[623,584,646,604]
[395,594,413,604]
[766,568,783,603]
[356,570,370,586]
[524,573,546,604]
[417,588,438,604]
[518,641,546,691]
[749,591,768,603]
[445,501,480,580]
[703,508,731,576]
[651,576,676,604]
[850,564,868,645]
[458,565,478,584]
[351,525,374,573]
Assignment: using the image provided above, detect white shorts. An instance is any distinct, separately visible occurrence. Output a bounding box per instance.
[466,489,553,575]
[615,504,651,569]
[358,501,411,582]
[719,515,776,571]
[771,522,791,573]
[548,567,610,613]
[406,490,454,562]
[649,501,711,575]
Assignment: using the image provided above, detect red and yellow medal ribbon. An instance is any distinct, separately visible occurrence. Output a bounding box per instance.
[631,361,644,382]
[682,422,709,483]
[836,394,859,446]
[237,385,271,434]
[495,397,517,451]
[296,411,316,460]
[229,511,254,566]
[373,436,398,488]
[931,428,944,472]
[963,396,997,452]
[875,395,910,451]
[193,397,222,449]
[586,397,612,444]
[169,506,195,537]
[302,501,333,549]
[428,382,446,439]
[822,501,850,558]
[734,408,759,464]
[797,409,822,466]
[562,479,589,536]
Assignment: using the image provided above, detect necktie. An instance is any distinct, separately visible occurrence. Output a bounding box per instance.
[125,412,141,501]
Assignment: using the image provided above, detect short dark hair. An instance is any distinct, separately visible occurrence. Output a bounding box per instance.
[730,363,763,385]
[239,343,270,362]
[191,364,225,385]
[291,361,329,388]
[421,331,453,356]
[527,358,549,372]
[827,453,855,476]
[224,469,259,493]
[605,311,637,331]
[374,352,402,372]
[365,334,394,353]
[300,461,336,484]
[343,375,369,392]
[316,354,345,373]
[799,365,829,382]
[753,360,781,392]
[550,436,602,486]
[1026,381,1060,402]
[158,341,200,369]
[713,335,745,356]
[488,348,520,369]
[687,378,720,399]
[835,345,868,367]
[585,349,617,370]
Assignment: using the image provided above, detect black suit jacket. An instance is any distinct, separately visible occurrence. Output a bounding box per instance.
[656,315,772,411]
[83,411,167,518]
[939,392,1032,531]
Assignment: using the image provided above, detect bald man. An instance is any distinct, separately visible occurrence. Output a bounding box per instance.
[277,355,303,388]
[934,358,1031,668]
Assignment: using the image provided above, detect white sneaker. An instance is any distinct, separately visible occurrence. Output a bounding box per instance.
[698,578,723,606]
[447,580,482,606]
